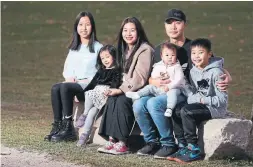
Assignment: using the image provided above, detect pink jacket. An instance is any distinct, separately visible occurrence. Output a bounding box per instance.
[151,61,185,89]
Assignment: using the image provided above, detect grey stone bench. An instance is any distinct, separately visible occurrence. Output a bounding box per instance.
[73,102,253,159]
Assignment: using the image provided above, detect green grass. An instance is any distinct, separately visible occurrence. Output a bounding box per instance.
[1,1,253,167]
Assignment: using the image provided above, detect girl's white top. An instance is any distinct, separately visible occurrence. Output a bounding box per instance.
[62,41,103,83]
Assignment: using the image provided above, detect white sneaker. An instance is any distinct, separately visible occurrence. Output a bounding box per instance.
[164,109,172,117]
[125,92,140,100]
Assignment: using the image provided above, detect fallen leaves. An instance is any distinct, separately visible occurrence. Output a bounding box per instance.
[209,34,215,38]
[45,19,55,24]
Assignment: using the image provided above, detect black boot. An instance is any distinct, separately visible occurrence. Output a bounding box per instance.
[44,121,62,141]
[51,118,77,142]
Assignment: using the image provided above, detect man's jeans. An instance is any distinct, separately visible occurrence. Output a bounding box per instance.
[133,94,186,146]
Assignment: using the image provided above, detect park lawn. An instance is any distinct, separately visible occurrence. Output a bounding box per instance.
[1,1,253,167]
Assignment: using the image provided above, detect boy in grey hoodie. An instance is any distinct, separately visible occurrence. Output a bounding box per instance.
[169,38,228,163]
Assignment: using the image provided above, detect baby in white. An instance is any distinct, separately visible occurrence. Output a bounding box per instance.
[126,42,186,117]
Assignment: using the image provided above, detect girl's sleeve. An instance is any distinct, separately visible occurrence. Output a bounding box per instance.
[83,70,100,92]
[62,50,74,79]
[110,70,122,88]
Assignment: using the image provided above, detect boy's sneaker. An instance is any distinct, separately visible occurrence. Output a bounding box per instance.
[164,108,173,117]
[97,139,116,154]
[110,142,130,155]
[75,114,87,128]
[76,133,89,147]
[137,142,160,156]
[167,147,188,161]
[174,143,203,163]
[125,92,140,100]
[154,145,177,159]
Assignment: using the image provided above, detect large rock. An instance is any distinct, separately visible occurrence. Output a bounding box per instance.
[199,118,253,160]
[245,129,253,158]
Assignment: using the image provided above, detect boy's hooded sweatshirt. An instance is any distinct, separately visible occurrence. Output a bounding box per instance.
[188,57,228,118]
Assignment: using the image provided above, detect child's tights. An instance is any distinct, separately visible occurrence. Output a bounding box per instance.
[83,93,99,134]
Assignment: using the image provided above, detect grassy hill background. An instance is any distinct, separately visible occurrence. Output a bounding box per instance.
[1,1,253,167]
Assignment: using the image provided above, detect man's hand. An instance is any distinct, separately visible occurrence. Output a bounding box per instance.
[149,77,171,87]
[217,71,232,92]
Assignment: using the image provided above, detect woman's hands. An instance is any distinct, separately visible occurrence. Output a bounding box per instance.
[64,78,89,84]
[64,77,76,83]
[104,88,123,96]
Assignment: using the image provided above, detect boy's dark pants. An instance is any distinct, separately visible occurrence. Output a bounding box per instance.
[172,103,212,145]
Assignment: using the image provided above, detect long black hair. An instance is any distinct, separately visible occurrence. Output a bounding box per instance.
[95,45,121,70]
[68,11,98,52]
[116,17,153,73]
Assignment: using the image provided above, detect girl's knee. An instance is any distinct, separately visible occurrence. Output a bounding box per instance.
[60,83,71,94]
[51,83,61,93]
